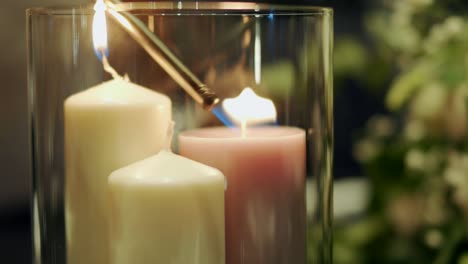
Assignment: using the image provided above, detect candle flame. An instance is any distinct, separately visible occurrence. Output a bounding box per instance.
[222,88,277,129]
[92,0,108,58]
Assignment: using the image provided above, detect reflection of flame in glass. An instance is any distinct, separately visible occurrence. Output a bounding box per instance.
[92,0,108,56]
[254,19,261,85]
[222,88,277,129]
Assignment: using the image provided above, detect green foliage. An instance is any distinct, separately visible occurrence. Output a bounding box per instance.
[332,0,468,263]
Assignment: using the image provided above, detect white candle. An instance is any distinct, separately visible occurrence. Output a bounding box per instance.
[64,78,171,264]
[108,150,225,264]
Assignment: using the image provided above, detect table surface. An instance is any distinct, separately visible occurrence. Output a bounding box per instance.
[0,177,369,263]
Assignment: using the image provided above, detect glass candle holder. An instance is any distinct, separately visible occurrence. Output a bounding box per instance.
[28,2,333,264]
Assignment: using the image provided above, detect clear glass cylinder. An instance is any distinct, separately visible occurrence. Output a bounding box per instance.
[28,2,333,264]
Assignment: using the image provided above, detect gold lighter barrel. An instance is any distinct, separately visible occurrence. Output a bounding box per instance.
[105,0,219,110]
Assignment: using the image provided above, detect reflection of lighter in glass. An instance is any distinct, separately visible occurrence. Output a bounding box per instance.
[105,0,219,110]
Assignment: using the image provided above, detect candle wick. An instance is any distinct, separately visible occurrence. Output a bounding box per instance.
[241,120,247,138]
[123,74,130,82]
[100,49,123,80]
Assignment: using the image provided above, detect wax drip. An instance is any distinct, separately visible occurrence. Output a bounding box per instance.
[241,120,247,138]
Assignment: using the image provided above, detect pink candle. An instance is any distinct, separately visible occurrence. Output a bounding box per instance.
[179,126,306,264]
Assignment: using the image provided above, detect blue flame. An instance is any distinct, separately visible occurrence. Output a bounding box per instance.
[212,106,277,128]
[94,48,109,62]
[212,106,234,127]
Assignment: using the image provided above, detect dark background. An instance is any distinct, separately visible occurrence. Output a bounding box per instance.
[0,0,373,263]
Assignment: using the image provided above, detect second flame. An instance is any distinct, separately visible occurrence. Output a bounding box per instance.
[222,88,277,133]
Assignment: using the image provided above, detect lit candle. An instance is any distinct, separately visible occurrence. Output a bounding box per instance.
[65,2,172,263]
[179,88,306,264]
[65,78,172,264]
[108,150,225,264]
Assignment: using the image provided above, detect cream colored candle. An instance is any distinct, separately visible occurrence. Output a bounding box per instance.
[108,150,225,264]
[64,78,171,264]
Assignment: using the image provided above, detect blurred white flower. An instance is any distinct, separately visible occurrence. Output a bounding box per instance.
[424,16,465,54]
[390,23,421,54]
[424,24,446,54]
[444,152,468,186]
[405,147,442,173]
[405,148,425,171]
[425,148,444,173]
[424,187,448,225]
[404,119,427,141]
[424,229,443,249]
[394,0,432,14]
[444,152,468,215]
[367,3,421,55]
[334,37,369,77]
[414,0,433,6]
[466,56,468,77]
[454,188,468,216]
[445,17,464,36]
[444,166,466,186]
[354,139,381,162]
[366,115,396,138]
[386,61,433,111]
[387,193,425,236]
[445,85,468,141]
[458,254,468,264]
[410,83,447,120]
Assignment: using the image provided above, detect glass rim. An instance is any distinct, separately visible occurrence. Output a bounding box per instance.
[27,2,333,16]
